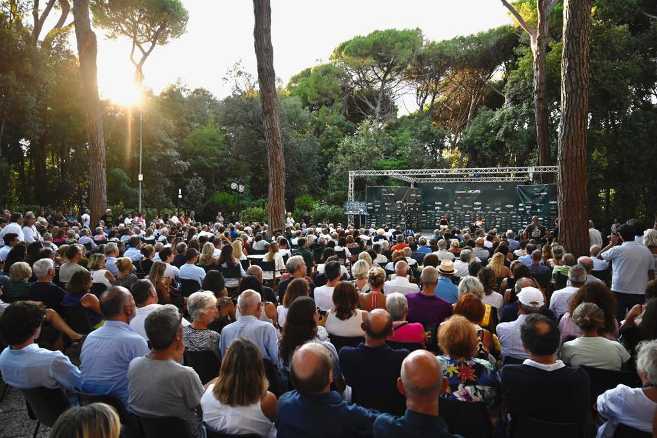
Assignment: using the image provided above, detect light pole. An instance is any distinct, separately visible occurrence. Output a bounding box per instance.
[138,107,143,213]
[230,181,245,221]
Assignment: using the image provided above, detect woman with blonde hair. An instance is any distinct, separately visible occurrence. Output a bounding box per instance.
[487,252,511,285]
[4,262,32,301]
[359,266,386,311]
[202,339,277,437]
[263,242,285,279]
[49,403,121,438]
[357,251,373,268]
[199,241,218,270]
[351,260,371,294]
[148,261,173,304]
[88,253,114,288]
[232,239,247,261]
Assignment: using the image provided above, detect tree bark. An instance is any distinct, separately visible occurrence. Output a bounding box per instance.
[557,0,592,257]
[253,0,286,234]
[73,0,107,225]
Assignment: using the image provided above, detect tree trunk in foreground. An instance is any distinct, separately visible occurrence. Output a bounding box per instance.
[557,0,591,257]
[73,0,107,225]
[253,0,286,234]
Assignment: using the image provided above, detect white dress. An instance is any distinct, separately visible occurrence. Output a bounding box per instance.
[325,310,366,337]
[91,269,112,288]
[201,385,276,438]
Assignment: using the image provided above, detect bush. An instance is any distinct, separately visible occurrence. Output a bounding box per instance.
[311,204,344,224]
[294,194,316,211]
[240,206,267,224]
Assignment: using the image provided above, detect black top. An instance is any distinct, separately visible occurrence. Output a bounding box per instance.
[373,410,462,438]
[27,281,66,310]
[501,364,592,435]
[172,254,187,268]
[339,344,409,415]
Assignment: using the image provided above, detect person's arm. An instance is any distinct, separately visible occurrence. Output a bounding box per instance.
[50,352,82,390]
[183,370,205,411]
[264,325,279,362]
[260,391,278,421]
[80,293,102,315]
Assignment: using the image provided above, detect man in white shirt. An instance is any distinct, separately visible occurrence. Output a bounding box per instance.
[314,261,342,312]
[129,280,188,340]
[384,261,420,296]
[497,287,545,362]
[0,233,18,263]
[22,212,41,244]
[0,213,24,242]
[600,224,655,319]
[453,249,472,278]
[589,220,603,247]
[81,210,91,229]
[178,248,206,285]
[158,247,179,280]
[549,265,586,319]
[433,239,455,262]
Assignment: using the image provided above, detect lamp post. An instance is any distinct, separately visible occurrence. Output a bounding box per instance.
[230,181,245,221]
[138,108,143,213]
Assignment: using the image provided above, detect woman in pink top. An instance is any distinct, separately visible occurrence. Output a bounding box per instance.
[385,292,425,346]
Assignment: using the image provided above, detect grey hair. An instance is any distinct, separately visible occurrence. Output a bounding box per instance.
[186,291,217,321]
[237,289,262,313]
[568,264,588,285]
[460,249,472,263]
[145,304,181,350]
[104,242,118,256]
[32,258,54,278]
[437,239,448,250]
[286,255,305,274]
[637,340,657,386]
[420,266,439,285]
[644,229,657,248]
[458,276,484,299]
[386,293,409,321]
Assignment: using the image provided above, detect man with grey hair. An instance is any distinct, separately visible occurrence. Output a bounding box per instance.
[453,249,472,278]
[549,264,587,319]
[218,289,278,362]
[384,260,420,296]
[277,255,313,302]
[576,256,604,285]
[596,339,657,437]
[497,286,545,363]
[128,305,204,438]
[373,350,459,437]
[104,242,120,275]
[433,239,455,262]
[27,258,66,309]
[407,266,452,329]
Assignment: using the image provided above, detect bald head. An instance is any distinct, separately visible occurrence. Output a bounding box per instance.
[395,260,409,277]
[364,309,393,342]
[577,256,593,273]
[514,277,535,294]
[100,286,135,322]
[291,343,332,395]
[400,350,442,401]
[237,289,261,316]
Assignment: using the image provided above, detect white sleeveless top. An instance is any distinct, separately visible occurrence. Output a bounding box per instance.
[325,309,366,337]
[201,384,276,438]
[91,269,112,288]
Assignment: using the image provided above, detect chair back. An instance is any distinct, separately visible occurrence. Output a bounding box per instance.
[78,392,130,423]
[386,340,423,352]
[20,386,71,427]
[138,415,193,438]
[220,264,242,280]
[613,423,651,438]
[205,429,261,438]
[439,398,492,438]
[240,259,250,271]
[580,366,642,401]
[511,416,580,438]
[183,350,221,384]
[180,279,201,297]
[328,334,364,353]
[90,282,108,298]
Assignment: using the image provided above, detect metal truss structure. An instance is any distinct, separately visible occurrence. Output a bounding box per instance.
[347,166,559,202]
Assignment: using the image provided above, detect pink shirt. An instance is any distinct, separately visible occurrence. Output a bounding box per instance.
[388,321,425,345]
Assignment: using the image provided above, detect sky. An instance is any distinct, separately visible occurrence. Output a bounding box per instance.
[96,0,512,105]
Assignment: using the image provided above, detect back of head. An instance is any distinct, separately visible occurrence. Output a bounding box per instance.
[367,266,386,289]
[237,289,261,314]
[291,342,332,396]
[636,340,657,387]
[145,305,181,350]
[457,276,484,300]
[215,338,267,406]
[324,260,341,281]
[185,248,199,262]
[438,315,477,360]
[395,260,409,276]
[32,258,54,279]
[100,286,131,319]
[386,292,408,321]
[332,282,358,320]
[0,301,46,346]
[617,223,635,242]
[364,309,392,340]
[420,266,439,286]
[454,294,485,324]
[572,302,605,332]
[201,271,225,295]
[49,403,121,438]
[131,279,155,307]
[521,313,560,356]
[459,249,472,263]
[283,278,310,306]
[400,350,442,402]
[568,264,588,286]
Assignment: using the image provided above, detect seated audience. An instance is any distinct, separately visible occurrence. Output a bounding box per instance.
[202,269,228,298]
[217,244,246,287]
[314,261,342,312]
[620,296,657,358]
[386,292,425,346]
[80,286,149,406]
[179,248,206,285]
[26,257,66,309]
[88,253,114,289]
[277,255,312,302]
[277,277,309,328]
[351,259,371,294]
[407,266,452,330]
[384,260,420,296]
[3,261,32,301]
[453,294,501,361]
[496,287,545,362]
[219,289,278,363]
[184,290,220,358]
[457,276,498,333]
[128,305,204,438]
[434,260,458,304]
[560,302,630,371]
[61,270,103,330]
[276,343,378,437]
[58,244,88,285]
[359,266,386,311]
[49,403,121,438]
[549,264,586,319]
[340,309,409,415]
[596,339,657,437]
[373,350,462,438]
[478,266,503,317]
[559,282,619,342]
[325,282,367,338]
[113,257,138,291]
[202,339,277,437]
[454,249,472,278]
[0,301,81,390]
[437,315,498,407]
[501,314,591,436]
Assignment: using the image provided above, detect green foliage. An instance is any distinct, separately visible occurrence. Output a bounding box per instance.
[311,204,345,225]
[294,194,316,212]
[240,206,267,224]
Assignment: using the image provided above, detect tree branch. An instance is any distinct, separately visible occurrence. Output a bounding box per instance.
[500,0,537,38]
[33,0,58,43]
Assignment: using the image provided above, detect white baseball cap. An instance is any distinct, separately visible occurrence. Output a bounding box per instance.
[517,287,545,307]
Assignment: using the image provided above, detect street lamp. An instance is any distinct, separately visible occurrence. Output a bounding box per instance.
[230,181,245,221]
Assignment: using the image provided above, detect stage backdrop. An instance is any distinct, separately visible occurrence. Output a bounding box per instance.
[365,183,557,232]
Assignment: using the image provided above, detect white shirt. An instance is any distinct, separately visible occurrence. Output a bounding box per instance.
[592,258,609,272]
[0,222,24,242]
[314,285,335,312]
[522,358,566,372]
[124,247,143,262]
[596,384,657,438]
[164,263,179,280]
[22,225,41,244]
[482,291,504,316]
[589,228,603,247]
[549,286,579,318]
[383,276,420,296]
[179,263,206,285]
[325,309,366,337]
[0,245,12,262]
[81,213,91,228]
[453,259,470,278]
[601,241,655,294]
[560,336,630,371]
[130,304,189,340]
[496,314,529,360]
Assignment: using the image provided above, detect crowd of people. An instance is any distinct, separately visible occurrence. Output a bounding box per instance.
[0,208,656,438]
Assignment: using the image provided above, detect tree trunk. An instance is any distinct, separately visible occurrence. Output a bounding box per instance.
[557,0,592,256]
[533,3,550,168]
[253,0,286,234]
[73,0,107,225]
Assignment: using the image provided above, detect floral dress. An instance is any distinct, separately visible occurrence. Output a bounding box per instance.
[436,355,499,408]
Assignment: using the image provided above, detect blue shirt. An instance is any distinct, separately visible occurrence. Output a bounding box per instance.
[518,254,532,267]
[374,410,462,438]
[601,241,656,294]
[219,315,278,363]
[0,343,81,390]
[179,263,206,284]
[106,256,119,275]
[276,390,379,438]
[436,277,459,304]
[80,320,149,405]
[416,245,432,255]
[124,247,143,262]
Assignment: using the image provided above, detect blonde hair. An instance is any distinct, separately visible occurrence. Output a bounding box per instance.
[49,403,121,438]
[115,257,133,274]
[488,252,507,278]
[213,338,268,406]
[368,266,386,289]
[199,242,216,266]
[9,262,32,282]
[148,261,167,286]
[88,253,106,271]
[351,260,370,280]
[232,239,244,259]
[358,251,373,267]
